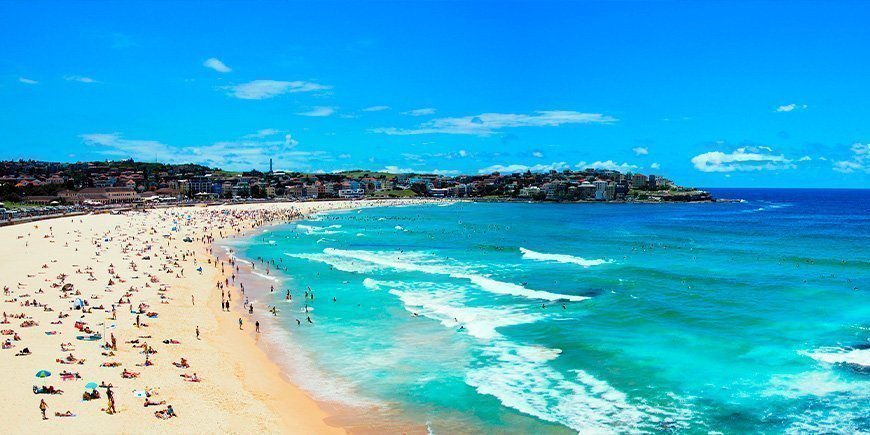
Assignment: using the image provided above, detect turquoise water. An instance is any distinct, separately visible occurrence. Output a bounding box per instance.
[226,189,869,433]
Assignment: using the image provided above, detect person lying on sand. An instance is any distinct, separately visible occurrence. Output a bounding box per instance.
[172,358,189,368]
[180,373,200,382]
[144,398,166,407]
[122,369,140,378]
[154,405,176,419]
[83,389,101,401]
[33,385,63,395]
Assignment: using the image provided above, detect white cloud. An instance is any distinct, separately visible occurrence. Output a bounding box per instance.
[632,147,649,155]
[338,153,351,159]
[776,103,808,113]
[650,162,661,169]
[798,156,812,162]
[458,149,468,157]
[203,57,232,73]
[832,143,870,173]
[532,151,544,158]
[478,162,570,174]
[244,128,282,138]
[691,147,795,172]
[575,160,638,171]
[432,169,460,176]
[362,105,390,112]
[224,80,330,100]
[402,108,436,116]
[64,76,99,83]
[18,77,38,85]
[379,166,413,173]
[376,110,616,136]
[297,106,336,117]
[81,132,319,171]
[284,134,298,148]
[378,166,459,175]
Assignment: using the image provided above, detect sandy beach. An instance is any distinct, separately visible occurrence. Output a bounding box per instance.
[0,199,434,434]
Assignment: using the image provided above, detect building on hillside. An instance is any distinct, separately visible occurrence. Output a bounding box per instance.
[631,173,647,188]
[593,180,608,200]
[188,176,213,195]
[338,189,364,199]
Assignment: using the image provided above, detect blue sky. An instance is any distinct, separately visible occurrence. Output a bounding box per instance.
[1,0,869,187]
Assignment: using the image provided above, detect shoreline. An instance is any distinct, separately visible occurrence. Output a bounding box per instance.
[0,198,436,433]
[212,201,437,433]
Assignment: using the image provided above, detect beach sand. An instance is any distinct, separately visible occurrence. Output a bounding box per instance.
[0,199,433,433]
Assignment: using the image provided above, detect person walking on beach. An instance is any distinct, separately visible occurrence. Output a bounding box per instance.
[106,386,116,414]
[39,398,47,420]
[255,321,260,333]
[238,318,243,330]
[196,326,200,340]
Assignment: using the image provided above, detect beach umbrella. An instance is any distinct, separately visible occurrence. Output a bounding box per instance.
[85,382,98,389]
[35,370,51,378]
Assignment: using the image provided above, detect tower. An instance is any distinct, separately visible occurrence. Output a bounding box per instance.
[269,158,273,174]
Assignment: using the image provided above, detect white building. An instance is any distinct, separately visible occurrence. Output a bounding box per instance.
[593,180,608,200]
[338,189,364,199]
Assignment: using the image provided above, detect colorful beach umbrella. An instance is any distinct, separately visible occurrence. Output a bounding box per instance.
[35,370,51,378]
[85,382,98,389]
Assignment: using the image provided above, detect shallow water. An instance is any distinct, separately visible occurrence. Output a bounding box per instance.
[224,189,870,433]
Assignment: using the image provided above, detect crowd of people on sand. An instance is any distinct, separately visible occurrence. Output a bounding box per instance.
[1,199,419,424]
[0,214,205,422]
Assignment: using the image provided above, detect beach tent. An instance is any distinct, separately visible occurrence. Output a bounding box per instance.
[73,298,85,309]
[35,370,51,378]
[85,382,98,390]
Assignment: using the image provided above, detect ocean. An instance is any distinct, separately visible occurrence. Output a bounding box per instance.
[221,188,869,433]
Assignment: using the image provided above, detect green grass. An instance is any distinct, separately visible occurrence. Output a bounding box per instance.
[377,189,418,198]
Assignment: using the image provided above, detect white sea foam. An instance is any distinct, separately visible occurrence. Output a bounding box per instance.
[388,287,541,340]
[766,370,869,399]
[519,247,611,268]
[251,271,280,282]
[374,274,675,431]
[296,223,343,235]
[320,248,588,302]
[800,346,870,367]
[285,252,380,274]
[464,274,588,302]
[467,340,675,432]
[362,278,382,290]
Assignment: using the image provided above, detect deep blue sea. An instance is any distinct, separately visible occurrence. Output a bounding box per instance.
[223,189,869,433]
